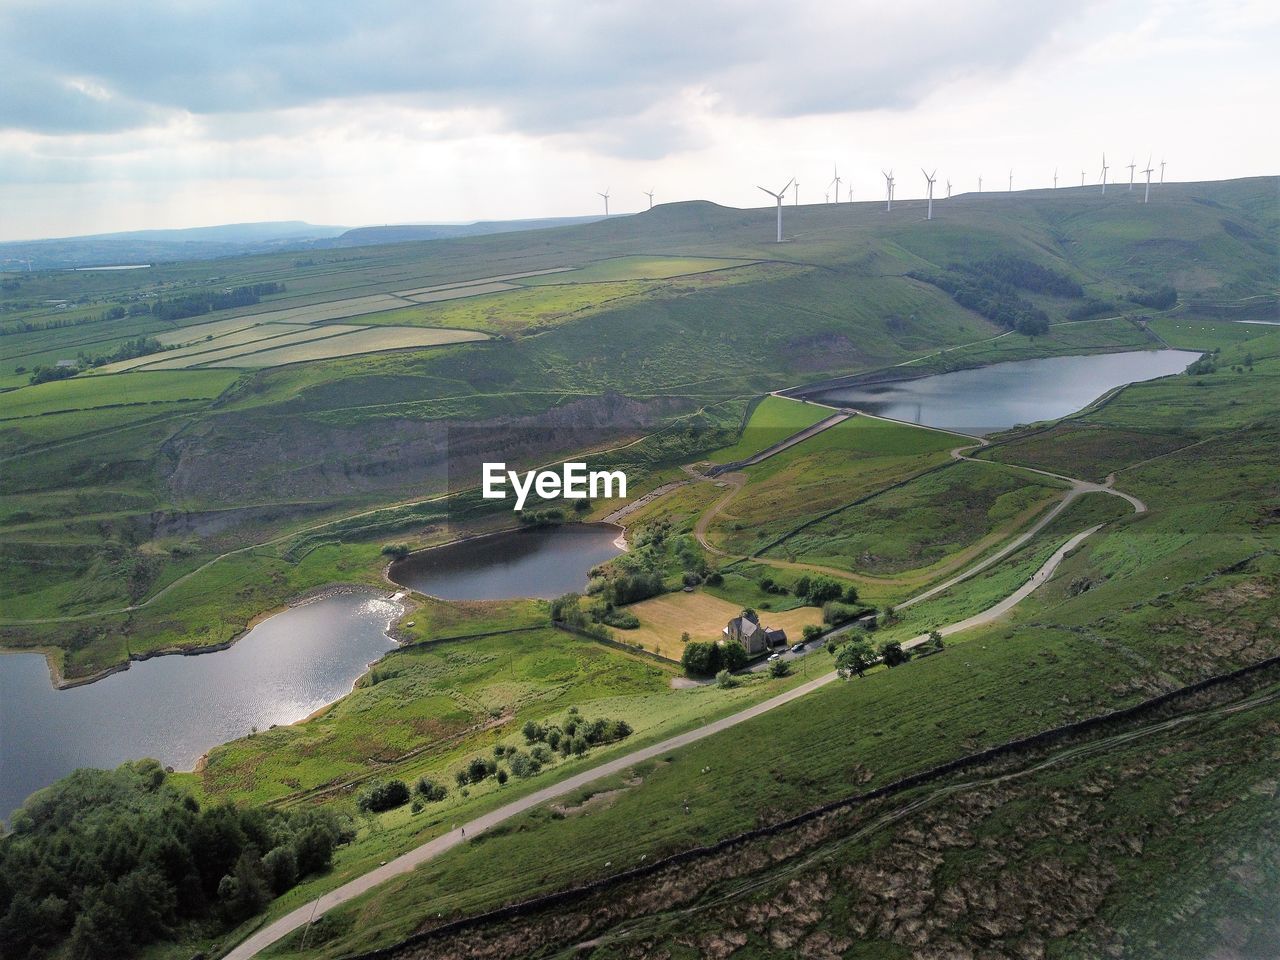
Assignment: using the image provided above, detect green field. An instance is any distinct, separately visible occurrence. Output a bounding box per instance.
[703,394,831,463]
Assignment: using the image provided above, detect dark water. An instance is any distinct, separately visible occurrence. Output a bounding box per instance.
[389,524,624,600]
[0,592,398,820]
[811,349,1200,434]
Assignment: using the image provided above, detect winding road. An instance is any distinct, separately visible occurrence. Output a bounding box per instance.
[222,407,1146,959]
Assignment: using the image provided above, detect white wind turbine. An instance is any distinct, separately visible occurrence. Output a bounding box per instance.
[1160,158,1167,184]
[946,178,952,199]
[1142,156,1154,203]
[882,170,894,211]
[1099,154,1109,195]
[1053,167,1058,189]
[757,179,794,242]
[1081,169,1086,187]
[1008,168,1013,192]
[1127,158,1136,190]
[922,168,937,220]
[598,188,610,216]
[794,178,799,205]
[643,189,654,210]
[829,165,842,204]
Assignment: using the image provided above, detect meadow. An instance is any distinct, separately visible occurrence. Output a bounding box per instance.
[622,590,821,660]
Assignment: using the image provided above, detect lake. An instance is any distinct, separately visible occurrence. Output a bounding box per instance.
[808,349,1200,434]
[388,523,625,600]
[0,591,399,820]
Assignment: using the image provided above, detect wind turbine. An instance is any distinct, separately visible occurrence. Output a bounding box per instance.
[794,178,799,205]
[882,170,894,211]
[946,178,952,198]
[598,188,610,216]
[1160,158,1166,184]
[1053,167,1058,189]
[922,168,937,220]
[1008,169,1013,192]
[1127,158,1136,190]
[1142,156,1154,203]
[643,189,654,210]
[1099,154,1109,195]
[1081,169,1086,188]
[978,174,983,192]
[757,179,793,243]
[829,165,842,205]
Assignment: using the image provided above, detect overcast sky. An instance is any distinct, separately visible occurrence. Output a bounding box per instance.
[1,0,1276,241]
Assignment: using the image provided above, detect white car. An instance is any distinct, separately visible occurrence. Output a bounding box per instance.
[767,653,781,662]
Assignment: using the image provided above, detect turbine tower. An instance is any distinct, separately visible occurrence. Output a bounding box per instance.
[922,168,937,220]
[946,178,952,199]
[1099,154,1109,195]
[882,170,894,211]
[1160,158,1166,184]
[1053,167,1058,189]
[829,165,842,205]
[978,174,983,192]
[643,189,654,210]
[1142,157,1154,203]
[757,179,793,243]
[1127,158,1136,190]
[1008,169,1013,192]
[794,178,799,205]
[598,188,610,216]
[1081,169,1086,188]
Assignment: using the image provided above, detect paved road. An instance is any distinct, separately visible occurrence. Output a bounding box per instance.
[223,473,1132,958]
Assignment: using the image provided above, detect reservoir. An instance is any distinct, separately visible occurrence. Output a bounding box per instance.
[0,591,398,820]
[809,349,1200,434]
[388,523,625,600]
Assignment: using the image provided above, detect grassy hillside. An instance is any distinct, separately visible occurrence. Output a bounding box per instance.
[1,178,1274,678]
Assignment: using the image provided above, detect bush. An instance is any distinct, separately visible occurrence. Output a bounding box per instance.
[681,641,722,677]
[522,720,545,743]
[720,641,749,671]
[358,779,411,813]
[802,624,825,643]
[467,757,490,783]
[1131,284,1177,310]
[822,601,864,625]
[880,640,912,667]
[715,669,737,688]
[769,658,791,678]
[380,543,409,558]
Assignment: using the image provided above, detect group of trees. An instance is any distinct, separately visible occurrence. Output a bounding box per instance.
[792,575,857,606]
[0,760,346,960]
[909,255,1088,337]
[681,635,749,677]
[26,336,170,384]
[149,281,285,322]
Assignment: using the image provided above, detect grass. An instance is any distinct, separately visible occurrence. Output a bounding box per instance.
[622,590,820,660]
[203,325,488,367]
[703,415,961,556]
[762,459,1066,580]
[703,394,831,464]
[0,368,237,418]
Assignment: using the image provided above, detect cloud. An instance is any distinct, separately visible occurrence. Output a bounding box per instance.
[0,0,1078,152]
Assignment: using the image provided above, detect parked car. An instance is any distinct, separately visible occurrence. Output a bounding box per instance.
[790,643,805,653]
[767,653,781,662]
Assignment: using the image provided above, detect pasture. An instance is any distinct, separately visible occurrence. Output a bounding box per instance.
[623,589,820,660]
[205,325,487,367]
[516,254,754,284]
[704,394,831,464]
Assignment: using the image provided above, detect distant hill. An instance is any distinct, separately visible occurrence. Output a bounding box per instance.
[330,216,606,246]
[0,215,611,270]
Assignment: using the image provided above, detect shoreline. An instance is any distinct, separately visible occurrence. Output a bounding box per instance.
[10,581,395,692]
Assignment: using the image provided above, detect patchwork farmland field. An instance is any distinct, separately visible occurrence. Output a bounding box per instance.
[203,325,487,367]
[704,394,832,464]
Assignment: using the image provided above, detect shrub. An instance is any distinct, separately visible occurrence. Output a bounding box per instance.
[681,641,721,677]
[716,669,737,688]
[822,601,864,625]
[380,543,410,559]
[357,779,410,813]
[769,658,791,678]
[261,846,298,896]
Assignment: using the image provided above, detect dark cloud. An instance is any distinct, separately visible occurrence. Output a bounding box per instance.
[0,0,1078,153]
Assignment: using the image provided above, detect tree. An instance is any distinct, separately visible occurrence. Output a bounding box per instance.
[835,639,876,678]
[715,669,737,689]
[720,641,749,671]
[261,847,298,895]
[917,630,946,656]
[880,640,911,667]
[769,658,791,678]
[358,779,410,812]
[802,624,824,643]
[794,575,812,599]
[681,641,721,677]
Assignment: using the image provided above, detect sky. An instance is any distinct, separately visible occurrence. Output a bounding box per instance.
[1,0,1277,241]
